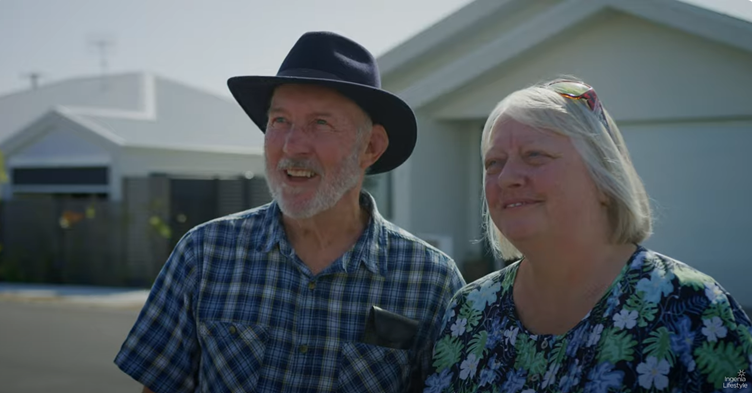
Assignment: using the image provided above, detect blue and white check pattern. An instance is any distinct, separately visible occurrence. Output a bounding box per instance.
[115,192,465,393]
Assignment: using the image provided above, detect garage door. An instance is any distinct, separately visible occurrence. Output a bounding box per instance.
[620,121,752,308]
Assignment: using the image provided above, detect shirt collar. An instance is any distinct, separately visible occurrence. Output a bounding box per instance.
[258,200,286,254]
[346,191,386,276]
[258,191,387,276]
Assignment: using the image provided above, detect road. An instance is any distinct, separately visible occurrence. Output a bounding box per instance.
[0,300,142,393]
[1,296,750,393]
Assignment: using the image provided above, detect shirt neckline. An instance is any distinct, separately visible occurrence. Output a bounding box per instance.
[503,245,644,340]
[262,190,387,276]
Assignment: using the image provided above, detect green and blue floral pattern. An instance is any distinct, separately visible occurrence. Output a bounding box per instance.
[424,247,752,392]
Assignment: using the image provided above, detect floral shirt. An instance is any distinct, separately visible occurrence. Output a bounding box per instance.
[424,246,752,393]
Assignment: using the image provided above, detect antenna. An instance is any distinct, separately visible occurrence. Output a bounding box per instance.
[91,38,112,76]
[87,33,116,90]
[20,72,44,90]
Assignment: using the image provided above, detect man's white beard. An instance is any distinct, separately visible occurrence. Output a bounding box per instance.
[265,147,363,219]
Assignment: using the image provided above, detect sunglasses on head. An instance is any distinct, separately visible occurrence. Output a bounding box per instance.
[544,79,612,134]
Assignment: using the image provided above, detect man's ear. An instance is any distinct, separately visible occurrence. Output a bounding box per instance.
[360,124,388,170]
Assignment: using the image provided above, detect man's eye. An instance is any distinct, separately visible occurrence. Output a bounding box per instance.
[272,117,286,123]
[314,119,328,125]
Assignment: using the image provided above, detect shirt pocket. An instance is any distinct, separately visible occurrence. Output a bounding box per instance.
[337,341,411,393]
[199,320,268,392]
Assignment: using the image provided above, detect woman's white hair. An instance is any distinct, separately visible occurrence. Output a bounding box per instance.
[481,78,652,261]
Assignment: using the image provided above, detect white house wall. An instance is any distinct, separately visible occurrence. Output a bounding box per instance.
[384,6,752,308]
[429,11,752,121]
[401,114,484,263]
[119,146,265,179]
[621,121,752,307]
[466,126,484,262]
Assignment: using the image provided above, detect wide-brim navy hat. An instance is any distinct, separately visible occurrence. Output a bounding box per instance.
[227,31,417,174]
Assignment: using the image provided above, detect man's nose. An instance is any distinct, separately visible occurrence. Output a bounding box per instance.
[282,124,311,155]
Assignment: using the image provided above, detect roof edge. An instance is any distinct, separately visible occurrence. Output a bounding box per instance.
[395,0,752,110]
[380,0,752,86]
[378,0,526,77]
[0,108,122,157]
[610,0,752,53]
[0,71,148,102]
[397,0,601,109]
[123,143,264,155]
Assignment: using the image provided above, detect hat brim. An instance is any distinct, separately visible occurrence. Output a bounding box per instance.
[227,75,417,175]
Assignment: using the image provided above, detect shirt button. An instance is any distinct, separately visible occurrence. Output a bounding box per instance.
[299,345,309,354]
[228,326,237,335]
[541,340,548,349]
[308,281,316,290]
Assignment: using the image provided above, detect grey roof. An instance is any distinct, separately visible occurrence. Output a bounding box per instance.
[0,72,264,153]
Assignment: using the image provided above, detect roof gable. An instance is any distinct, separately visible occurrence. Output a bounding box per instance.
[0,73,146,144]
[0,72,264,154]
[76,77,264,153]
[9,118,112,167]
[0,109,120,159]
[380,0,752,110]
[428,11,752,120]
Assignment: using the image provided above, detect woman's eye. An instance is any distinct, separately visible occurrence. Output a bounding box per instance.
[485,160,502,171]
[526,151,549,159]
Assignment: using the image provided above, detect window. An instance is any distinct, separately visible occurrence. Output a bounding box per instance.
[13,167,108,185]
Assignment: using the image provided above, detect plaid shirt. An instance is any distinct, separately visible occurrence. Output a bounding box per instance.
[115,192,465,393]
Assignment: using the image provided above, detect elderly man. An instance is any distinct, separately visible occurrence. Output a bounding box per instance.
[114,31,465,393]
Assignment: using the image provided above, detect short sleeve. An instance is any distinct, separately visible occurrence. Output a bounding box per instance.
[114,231,201,393]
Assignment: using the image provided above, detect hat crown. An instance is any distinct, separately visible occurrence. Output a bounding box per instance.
[227,31,416,174]
[278,31,381,88]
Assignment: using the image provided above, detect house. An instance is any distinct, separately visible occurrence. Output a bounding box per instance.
[0,73,271,285]
[0,72,266,201]
[373,0,752,306]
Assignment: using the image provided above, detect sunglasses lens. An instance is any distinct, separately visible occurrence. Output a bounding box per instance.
[545,80,611,135]
[549,81,591,97]
[548,81,597,110]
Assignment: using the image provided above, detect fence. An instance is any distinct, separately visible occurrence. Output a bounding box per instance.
[0,175,272,287]
[0,198,131,286]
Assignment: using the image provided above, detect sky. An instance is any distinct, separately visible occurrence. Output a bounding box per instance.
[3,0,752,99]
[0,0,475,98]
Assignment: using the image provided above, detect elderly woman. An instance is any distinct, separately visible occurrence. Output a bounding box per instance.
[424,79,752,393]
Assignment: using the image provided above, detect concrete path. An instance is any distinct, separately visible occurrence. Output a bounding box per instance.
[0,299,143,393]
[0,282,150,309]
